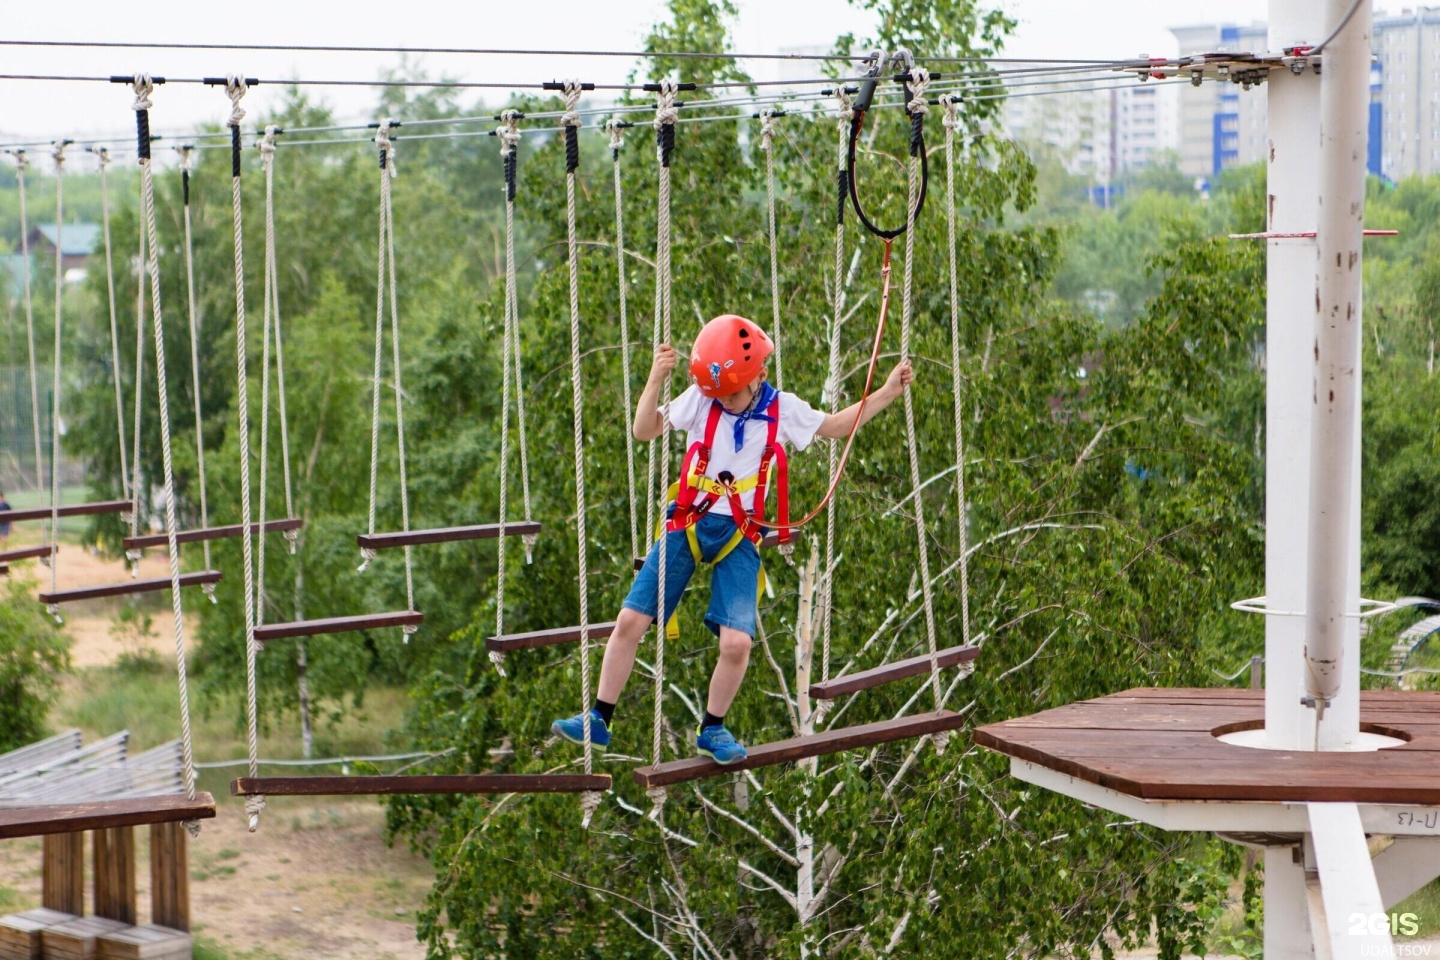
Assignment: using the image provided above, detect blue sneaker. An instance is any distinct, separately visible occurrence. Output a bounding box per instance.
[551,709,612,748]
[695,724,747,765]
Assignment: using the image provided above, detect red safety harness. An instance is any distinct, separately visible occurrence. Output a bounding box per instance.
[666,392,791,552]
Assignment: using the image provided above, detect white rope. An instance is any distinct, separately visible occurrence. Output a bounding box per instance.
[95,147,130,513]
[491,110,522,675]
[176,146,215,596]
[127,221,146,570]
[940,96,973,656]
[10,151,49,565]
[758,109,784,391]
[260,128,298,556]
[360,121,392,574]
[650,81,679,817]
[46,140,66,612]
[380,132,418,632]
[821,88,853,684]
[132,76,201,832]
[608,119,640,563]
[562,80,602,826]
[224,74,264,831]
[255,132,279,630]
[896,68,945,752]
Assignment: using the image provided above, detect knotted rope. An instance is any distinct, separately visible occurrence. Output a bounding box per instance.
[9,150,48,563]
[46,140,67,614]
[896,67,946,753]
[649,80,680,818]
[222,75,264,831]
[821,87,855,685]
[132,76,201,834]
[940,95,973,662]
[561,80,604,826]
[608,118,640,562]
[491,110,522,675]
[94,147,131,521]
[176,145,215,597]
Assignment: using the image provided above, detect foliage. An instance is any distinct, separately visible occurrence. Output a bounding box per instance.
[0,577,70,751]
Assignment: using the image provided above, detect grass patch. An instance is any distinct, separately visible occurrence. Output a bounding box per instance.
[1394,877,1440,939]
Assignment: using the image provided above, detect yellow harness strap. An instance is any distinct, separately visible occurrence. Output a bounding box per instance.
[653,513,766,640]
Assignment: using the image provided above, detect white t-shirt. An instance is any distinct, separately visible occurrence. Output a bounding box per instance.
[663,384,827,518]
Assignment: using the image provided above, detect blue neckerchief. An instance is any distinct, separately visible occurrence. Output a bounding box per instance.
[727,381,779,452]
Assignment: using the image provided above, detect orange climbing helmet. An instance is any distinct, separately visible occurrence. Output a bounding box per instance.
[688,314,774,398]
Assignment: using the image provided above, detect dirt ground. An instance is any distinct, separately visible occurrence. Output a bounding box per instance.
[1,544,435,959]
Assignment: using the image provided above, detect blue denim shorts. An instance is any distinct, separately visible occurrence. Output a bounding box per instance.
[623,512,761,638]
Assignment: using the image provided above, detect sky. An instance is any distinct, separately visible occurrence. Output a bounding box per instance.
[1,0,1275,147]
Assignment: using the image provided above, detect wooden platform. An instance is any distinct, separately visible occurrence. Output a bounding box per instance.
[123,518,303,550]
[357,521,541,550]
[633,710,969,788]
[809,644,980,699]
[0,908,78,960]
[973,688,1440,804]
[0,795,216,840]
[41,916,130,960]
[0,502,131,524]
[252,610,424,642]
[485,622,617,653]
[38,572,221,606]
[96,924,191,960]
[231,774,611,796]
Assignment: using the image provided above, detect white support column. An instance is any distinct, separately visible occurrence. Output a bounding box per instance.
[1265,0,1324,752]
[1308,803,1395,958]
[1267,846,1319,960]
[1305,0,1372,744]
[1373,837,1440,908]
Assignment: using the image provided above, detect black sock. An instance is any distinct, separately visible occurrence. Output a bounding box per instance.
[592,699,616,725]
[701,710,725,730]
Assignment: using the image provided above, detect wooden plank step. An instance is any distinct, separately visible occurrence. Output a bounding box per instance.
[0,546,53,565]
[632,710,969,789]
[485,622,617,653]
[0,794,216,840]
[0,501,131,524]
[357,521,541,550]
[809,644,980,699]
[96,925,191,960]
[231,774,611,796]
[123,518,303,550]
[40,916,130,960]
[253,610,424,643]
[37,571,221,605]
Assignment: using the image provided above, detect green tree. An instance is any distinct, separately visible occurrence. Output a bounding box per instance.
[0,577,70,752]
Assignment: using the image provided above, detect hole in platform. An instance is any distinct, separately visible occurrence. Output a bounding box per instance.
[1212,718,1411,752]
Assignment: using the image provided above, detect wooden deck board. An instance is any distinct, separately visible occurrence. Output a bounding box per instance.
[633,710,968,788]
[0,794,216,840]
[357,521,541,550]
[231,774,610,796]
[974,688,1440,804]
[0,501,131,524]
[809,644,980,699]
[123,518,303,550]
[485,622,617,652]
[253,611,424,642]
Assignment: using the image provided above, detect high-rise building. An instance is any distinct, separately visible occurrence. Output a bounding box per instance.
[1374,7,1440,180]
[1170,22,1271,181]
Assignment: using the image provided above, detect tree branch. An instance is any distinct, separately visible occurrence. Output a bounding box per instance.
[694,788,801,867]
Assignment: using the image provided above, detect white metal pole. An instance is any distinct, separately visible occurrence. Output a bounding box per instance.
[1265,0,1324,753]
[1304,0,1372,744]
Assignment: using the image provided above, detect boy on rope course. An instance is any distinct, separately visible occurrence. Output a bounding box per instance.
[553,314,913,764]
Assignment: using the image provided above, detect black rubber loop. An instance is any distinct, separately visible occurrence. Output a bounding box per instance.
[229,126,240,177]
[658,123,675,169]
[504,149,517,201]
[565,125,579,174]
[846,95,928,241]
[836,168,848,227]
[379,147,388,171]
[137,110,152,161]
[182,168,190,206]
